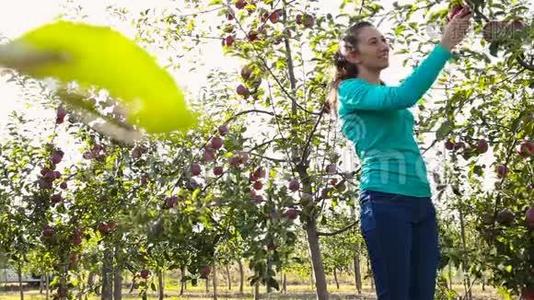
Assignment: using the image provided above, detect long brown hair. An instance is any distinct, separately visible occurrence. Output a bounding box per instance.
[326,21,374,115]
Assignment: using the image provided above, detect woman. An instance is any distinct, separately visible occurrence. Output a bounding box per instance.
[327,7,473,300]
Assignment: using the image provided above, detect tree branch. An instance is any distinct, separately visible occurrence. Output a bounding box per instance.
[316,220,359,237]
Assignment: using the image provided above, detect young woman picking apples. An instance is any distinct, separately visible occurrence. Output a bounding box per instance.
[327,6,473,300]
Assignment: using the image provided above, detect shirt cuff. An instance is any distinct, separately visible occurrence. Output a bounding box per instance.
[435,43,453,59]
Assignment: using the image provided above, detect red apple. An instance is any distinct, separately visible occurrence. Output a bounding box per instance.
[236,84,250,97]
[267,241,277,251]
[241,65,253,81]
[284,208,299,220]
[40,167,50,176]
[330,178,338,186]
[269,10,282,23]
[82,151,93,160]
[237,151,249,165]
[526,207,534,230]
[229,155,241,168]
[223,35,235,47]
[326,163,337,175]
[38,178,53,189]
[296,14,303,25]
[218,124,229,136]
[42,225,55,238]
[226,12,234,21]
[252,194,264,204]
[140,174,149,186]
[191,163,202,176]
[253,167,266,179]
[253,181,263,190]
[50,149,64,164]
[131,146,145,159]
[210,136,224,150]
[247,31,258,42]
[68,253,79,268]
[56,106,67,124]
[476,139,489,154]
[213,166,224,176]
[445,139,455,150]
[50,193,63,204]
[203,148,216,162]
[200,266,211,279]
[496,208,514,226]
[249,171,259,182]
[288,179,300,192]
[43,170,56,182]
[517,141,534,158]
[140,269,151,279]
[164,196,178,209]
[496,164,508,178]
[235,0,246,9]
[60,181,68,190]
[71,233,82,246]
[98,223,111,235]
[302,14,314,28]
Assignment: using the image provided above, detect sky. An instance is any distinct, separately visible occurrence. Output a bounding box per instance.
[0,0,411,121]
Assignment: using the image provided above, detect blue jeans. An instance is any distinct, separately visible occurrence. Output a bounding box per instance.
[359,190,440,300]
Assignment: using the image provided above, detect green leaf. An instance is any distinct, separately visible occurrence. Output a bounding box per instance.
[436,121,453,140]
[0,20,197,134]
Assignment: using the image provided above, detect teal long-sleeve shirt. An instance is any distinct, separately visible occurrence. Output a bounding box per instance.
[337,43,453,197]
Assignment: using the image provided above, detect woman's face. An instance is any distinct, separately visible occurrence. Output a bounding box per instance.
[347,26,390,71]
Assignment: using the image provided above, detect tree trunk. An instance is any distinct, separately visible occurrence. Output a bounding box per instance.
[40,275,44,294]
[17,263,24,300]
[87,271,95,291]
[225,265,231,290]
[458,206,472,300]
[179,266,185,296]
[113,266,122,300]
[305,219,328,300]
[205,278,209,293]
[333,268,340,290]
[254,282,260,300]
[448,263,453,290]
[45,273,49,300]
[101,248,113,300]
[58,262,68,300]
[367,259,374,291]
[238,260,244,294]
[266,259,272,294]
[212,265,218,300]
[158,270,164,300]
[113,246,122,300]
[282,273,287,294]
[353,252,362,294]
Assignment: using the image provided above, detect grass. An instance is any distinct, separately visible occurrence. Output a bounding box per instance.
[0,283,499,300]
